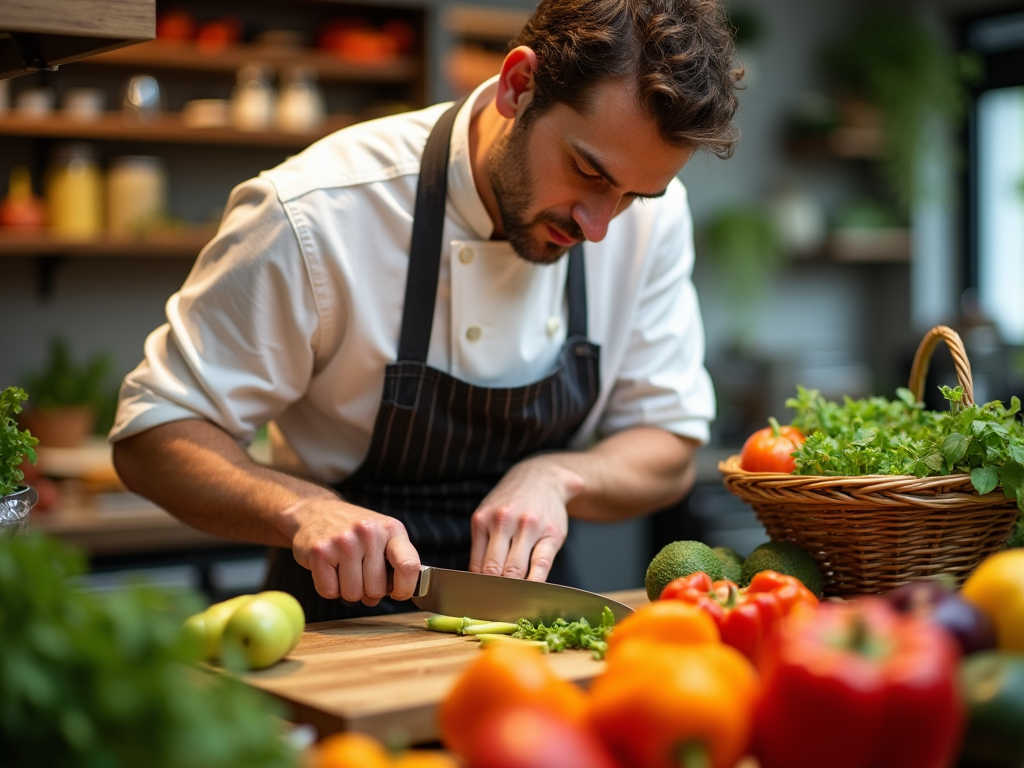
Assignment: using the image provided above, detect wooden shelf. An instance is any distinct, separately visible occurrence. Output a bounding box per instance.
[825,228,911,263]
[0,229,215,258]
[0,112,352,148]
[84,40,421,83]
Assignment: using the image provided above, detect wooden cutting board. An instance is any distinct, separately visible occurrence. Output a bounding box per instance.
[239,588,649,744]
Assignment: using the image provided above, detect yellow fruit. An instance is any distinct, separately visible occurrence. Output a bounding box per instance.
[962,549,1024,653]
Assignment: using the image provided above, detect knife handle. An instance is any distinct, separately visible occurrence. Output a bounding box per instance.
[384,562,428,599]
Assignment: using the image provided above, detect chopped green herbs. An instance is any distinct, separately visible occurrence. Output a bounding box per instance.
[787,385,1024,544]
[424,608,618,659]
[512,607,617,659]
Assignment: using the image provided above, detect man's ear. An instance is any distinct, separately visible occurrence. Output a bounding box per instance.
[495,46,538,119]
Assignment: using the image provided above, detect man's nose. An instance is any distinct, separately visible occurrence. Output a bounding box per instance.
[571,193,621,243]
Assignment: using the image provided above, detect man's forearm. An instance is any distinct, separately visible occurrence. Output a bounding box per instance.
[530,426,699,523]
[111,418,338,547]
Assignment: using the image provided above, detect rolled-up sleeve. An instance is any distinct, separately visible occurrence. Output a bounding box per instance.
[595,183,716,444]
[110,176,323,446]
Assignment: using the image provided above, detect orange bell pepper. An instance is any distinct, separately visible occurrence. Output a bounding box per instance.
[314,732,393,768]
[590,639,759,768]
[605,599,720,657]
[438,643,588,759]
[660,570,818,662]
[313,732,459,768]
[466,703,625,768]
[392,751,460,768]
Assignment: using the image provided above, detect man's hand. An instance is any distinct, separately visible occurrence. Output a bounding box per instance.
[284,498,422,605]
[469,457,584,582]
[112,419,423,606]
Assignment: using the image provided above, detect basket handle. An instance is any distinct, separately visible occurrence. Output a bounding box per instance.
[907,325,974,406]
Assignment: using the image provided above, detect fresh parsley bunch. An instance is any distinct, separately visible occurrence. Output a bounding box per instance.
[512,607,616,659]
[787,384,1024,526]
[0,386,39,497]
[0,533,300,768]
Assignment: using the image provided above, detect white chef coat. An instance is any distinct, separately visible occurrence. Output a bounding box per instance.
[110,77,716,484]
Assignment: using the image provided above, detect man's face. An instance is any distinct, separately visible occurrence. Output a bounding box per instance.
[488,78,696,265]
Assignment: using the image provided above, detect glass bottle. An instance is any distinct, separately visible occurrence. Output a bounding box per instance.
[231,63,275,132]
[275,66,325,134]
[46,142,103,238]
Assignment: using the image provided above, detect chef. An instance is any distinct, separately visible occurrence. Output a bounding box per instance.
[110,0,742,621]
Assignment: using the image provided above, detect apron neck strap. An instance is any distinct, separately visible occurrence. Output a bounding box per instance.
[398,98,588,364]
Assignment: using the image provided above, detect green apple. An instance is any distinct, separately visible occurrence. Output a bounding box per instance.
[258,590,305,651]
[220,595,294,670]
[180,611,210,660]
[181,593,255,661]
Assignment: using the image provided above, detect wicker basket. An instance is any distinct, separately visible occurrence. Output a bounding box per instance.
[719,325,1020,597]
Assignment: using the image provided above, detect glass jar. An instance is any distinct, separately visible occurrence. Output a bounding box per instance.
[275,66,325,134]
[107,156,166,238]
[231,63,275,132]
[46,142,103,238]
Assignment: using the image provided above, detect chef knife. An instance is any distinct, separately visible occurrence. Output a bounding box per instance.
[408,566,635,626]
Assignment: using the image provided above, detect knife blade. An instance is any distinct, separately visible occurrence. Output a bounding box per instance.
[408,566,634,626]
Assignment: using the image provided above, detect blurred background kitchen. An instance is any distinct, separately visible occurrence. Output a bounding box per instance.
[2,0,1022,597]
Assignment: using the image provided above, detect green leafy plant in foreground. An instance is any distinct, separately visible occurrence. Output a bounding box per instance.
[0,533,299,768]
[512,607,616,659]
[787,385,1024,544]
[0,386,39,497]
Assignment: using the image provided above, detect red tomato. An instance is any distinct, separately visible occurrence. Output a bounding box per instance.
[740,418,805,473]
[466,704,624,768]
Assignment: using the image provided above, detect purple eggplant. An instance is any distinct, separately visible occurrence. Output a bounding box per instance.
[886,579,997,655]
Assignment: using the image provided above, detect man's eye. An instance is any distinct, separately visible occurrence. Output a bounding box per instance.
[571,160,602,181]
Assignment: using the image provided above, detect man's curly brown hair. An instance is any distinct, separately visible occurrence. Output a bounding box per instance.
[511,0,743,158]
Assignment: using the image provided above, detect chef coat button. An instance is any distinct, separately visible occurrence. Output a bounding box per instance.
[466,325,482,341]
[546,317,561,337]
[458,247,474,264]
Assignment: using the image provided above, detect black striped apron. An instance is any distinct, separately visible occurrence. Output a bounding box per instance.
[265,100,601,622]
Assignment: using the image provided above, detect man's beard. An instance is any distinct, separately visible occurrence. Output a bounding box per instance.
[488,113,583,265]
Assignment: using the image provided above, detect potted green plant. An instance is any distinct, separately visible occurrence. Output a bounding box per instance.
[19,337,114,448]
[1,387,40,538]
[822,7,976,209]
[701,204,784,349]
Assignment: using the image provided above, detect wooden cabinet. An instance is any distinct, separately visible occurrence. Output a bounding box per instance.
[1,0,154,79]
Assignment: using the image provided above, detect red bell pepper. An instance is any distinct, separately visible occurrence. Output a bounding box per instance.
[752,597,964,768]
[659,570,817,662]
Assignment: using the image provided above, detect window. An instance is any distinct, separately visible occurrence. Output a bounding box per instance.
[965,12,1024,346]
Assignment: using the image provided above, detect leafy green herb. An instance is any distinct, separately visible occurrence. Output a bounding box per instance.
[1,386,39,497]
[0,533,299,767]
[511,607,616,659]
[786,385,1024,543]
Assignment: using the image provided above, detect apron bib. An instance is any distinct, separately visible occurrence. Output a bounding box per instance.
[265,99,601,622]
